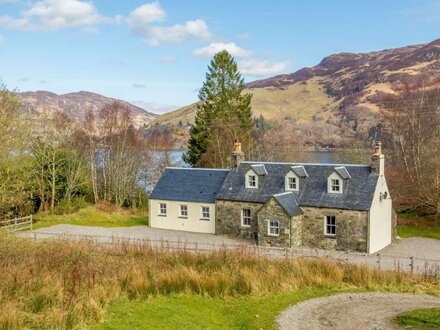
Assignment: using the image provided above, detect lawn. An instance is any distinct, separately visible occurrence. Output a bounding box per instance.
[396,307,440,328]
[32,206,147,229]
[93,289,350,330]
[397,210,440,240]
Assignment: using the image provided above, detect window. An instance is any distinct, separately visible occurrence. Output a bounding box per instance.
[330,179,341,193]
[325,216,336,236]
[242,209,251,227]
[268,220,280,236]
[288,177,297,190]
[248,175,256,188]
[179,204,188,218]
[159,203,167,216]
[201,206,210,220]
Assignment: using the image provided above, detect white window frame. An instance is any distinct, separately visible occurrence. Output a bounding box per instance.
[325,215,336,237]
[328,172,343,194]
[245,169,258,189]
[268,219,280,236]
[285,171,299,191]
[330,179,340,192]
[201,206,210,220]
[179,204,188,218]
[241,209,251,227]
[159,203,167,216]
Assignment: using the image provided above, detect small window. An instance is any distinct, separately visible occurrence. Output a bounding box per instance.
[242,209,251,227]
[268,220,280,236]
[179,204,188,218]
[248,175,256,188]
[201,206,210,220]
[288,177,297,190]
[325,216,336,236]
[330,179,340,193]
[159,203,167,215]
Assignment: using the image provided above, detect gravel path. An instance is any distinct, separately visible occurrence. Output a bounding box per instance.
[277,292,440,330]
[20,224,249,248]
[379,237,440,261]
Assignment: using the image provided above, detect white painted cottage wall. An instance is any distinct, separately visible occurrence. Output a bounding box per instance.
[149,199,216,234]
[368,175,392,253]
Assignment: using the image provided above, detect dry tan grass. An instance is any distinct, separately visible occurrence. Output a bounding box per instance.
[0,234,438,329]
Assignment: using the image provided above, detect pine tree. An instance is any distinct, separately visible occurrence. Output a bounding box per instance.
[183,50,253,167]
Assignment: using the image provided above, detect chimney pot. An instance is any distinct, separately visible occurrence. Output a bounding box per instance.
[231,141,244,168]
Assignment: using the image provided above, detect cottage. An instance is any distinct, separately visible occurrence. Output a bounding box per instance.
[149,142,396,253]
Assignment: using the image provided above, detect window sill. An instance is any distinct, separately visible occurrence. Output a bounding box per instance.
[200,218,210,221]
[178,216,188,219]
[324,235,336,239]
[158,214,167,217]
[267,233,280,237]
[241,225,251,228]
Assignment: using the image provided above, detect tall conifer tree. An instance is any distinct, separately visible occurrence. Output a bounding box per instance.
[183,50,253,167]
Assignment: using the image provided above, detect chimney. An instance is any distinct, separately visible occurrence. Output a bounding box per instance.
[231,141,244,168]
[371,141,385,176]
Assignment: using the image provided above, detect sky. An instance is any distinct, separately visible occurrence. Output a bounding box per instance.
[0,0,440,114]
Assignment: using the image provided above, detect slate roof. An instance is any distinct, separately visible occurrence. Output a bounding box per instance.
[290,165,308,178]
[251,164,268,176]
[216,161,379,210]
[272,192,303,216]
[149,168,229,203]
[334,166,351,180]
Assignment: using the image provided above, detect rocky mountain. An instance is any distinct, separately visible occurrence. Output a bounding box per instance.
[19,91,157,128]
[153,38,440,147]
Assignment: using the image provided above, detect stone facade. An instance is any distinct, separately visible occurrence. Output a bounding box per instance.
[215,200,262,240]
[301,207,368,252]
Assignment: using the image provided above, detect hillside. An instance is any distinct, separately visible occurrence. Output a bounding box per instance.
[153,38,440,146]
[19,91,157,128]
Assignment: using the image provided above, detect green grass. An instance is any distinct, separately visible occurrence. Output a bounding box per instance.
[396,308,440,328]
[94,289,352,330]
[397,226,440,240]
[32,206,147,229]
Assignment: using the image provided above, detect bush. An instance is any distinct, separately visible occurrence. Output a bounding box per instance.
[54,197,89,215]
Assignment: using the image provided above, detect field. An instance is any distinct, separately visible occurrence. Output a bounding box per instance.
[32,205,147,229]
[0,234,439,329]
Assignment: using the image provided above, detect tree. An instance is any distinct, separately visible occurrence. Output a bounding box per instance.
[183,50,253,167]
[381,77,440,214]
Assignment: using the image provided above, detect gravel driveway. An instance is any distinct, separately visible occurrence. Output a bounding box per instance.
[277,292,440,330]
[379,237,440,261]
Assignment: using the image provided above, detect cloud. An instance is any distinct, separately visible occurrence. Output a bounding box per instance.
[132,83,146,89]
[0,0,111,31]
[140,19,211,45]
[236,33,251,40]
[127,2,165,31]
[239,58,290,77]
[160,55,176,64]
[0,34,3,44]
[18,77,30,82]
[192,42,252,58]
[132,100,178,114]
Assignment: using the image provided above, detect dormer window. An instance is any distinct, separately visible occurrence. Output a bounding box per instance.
[245,169,259,189]
[285,166,306,192]
[288,177,297,190]
[330,179,340,193]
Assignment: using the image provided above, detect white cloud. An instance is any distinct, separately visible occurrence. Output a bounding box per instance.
[239,58,290,77]
[132,83,146,89]
[132,100,178,114]
[142,19,211,45]
[128,2,165,31]
[0,34,4,44]
[0,0,110,31]
[192,42,252,58]
[160,55,176,64]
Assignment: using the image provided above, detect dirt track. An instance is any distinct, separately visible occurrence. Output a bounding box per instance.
[277,292,440,330]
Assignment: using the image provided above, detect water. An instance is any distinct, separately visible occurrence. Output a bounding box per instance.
[169,150,336,167]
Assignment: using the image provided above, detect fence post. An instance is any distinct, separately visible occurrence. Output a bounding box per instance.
[377,253,381,270]
[30,215,33,231]
[410,256,414,275]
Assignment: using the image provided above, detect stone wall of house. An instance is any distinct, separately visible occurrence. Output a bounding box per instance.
[256,198,298,247]
[301,207,368,252]
[215,200,261,240]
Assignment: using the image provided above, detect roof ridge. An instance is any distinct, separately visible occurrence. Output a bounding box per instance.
[165,167,230,171]
[273,191,294,197]
[241,161,370,167]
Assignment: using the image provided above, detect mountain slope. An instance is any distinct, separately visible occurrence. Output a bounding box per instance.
[19,91,157,127]
[153,38,440,145]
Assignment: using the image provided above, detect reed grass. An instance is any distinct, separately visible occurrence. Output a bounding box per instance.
[0,234,439,329]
